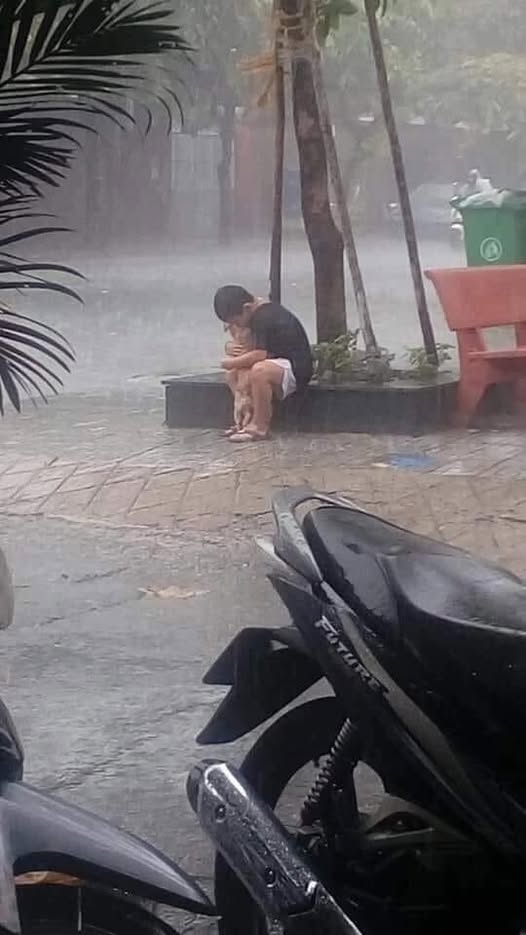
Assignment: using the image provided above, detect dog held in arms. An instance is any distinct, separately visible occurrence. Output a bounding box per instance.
[224,322,254,433]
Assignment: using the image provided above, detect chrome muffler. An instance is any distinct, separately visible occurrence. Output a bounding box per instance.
[187,759,363,934]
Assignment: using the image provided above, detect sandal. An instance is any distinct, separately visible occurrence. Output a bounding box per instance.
[228,429,269,443]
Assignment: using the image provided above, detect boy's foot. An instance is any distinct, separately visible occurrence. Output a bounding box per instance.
[220,426,239,437]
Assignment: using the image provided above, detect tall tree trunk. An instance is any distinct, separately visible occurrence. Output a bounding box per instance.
[217,97,236,244]
[281,0,346,342]
[364,0,437,363]
[310,45,378,352]
[269,13,285,303]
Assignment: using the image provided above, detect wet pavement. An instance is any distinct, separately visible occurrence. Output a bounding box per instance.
[2,390,526,572]
[0,510,269,932]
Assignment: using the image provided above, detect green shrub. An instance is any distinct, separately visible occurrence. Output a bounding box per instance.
[312,332,394,384]
[405,344,453,379]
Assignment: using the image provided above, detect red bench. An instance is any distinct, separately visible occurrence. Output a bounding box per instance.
[425,265,526,425]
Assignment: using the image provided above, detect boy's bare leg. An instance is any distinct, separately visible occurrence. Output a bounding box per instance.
[247,360,284,436]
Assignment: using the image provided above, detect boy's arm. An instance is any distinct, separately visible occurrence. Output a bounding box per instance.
[221,349,267,370]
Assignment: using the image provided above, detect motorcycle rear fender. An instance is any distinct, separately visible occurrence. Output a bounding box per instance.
[0,780,214,933]
[197,625,323,744]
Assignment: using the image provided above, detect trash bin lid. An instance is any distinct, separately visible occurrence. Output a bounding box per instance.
[456,189,526,211]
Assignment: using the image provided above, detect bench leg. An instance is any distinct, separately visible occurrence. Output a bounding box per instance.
[456,375,487,427]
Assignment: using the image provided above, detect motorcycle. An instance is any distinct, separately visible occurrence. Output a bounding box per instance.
[0,553,215,935]
[189,486,526,935]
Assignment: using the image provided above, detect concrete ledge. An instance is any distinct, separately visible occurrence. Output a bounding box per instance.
[162,372,458,434]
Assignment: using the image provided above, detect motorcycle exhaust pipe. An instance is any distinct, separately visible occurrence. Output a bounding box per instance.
[187,759,363,935]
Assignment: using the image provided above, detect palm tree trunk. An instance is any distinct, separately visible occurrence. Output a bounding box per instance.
[269,15,285,303]
[281,0,346,342]
[310,45,378,352]
[364,0,437,363]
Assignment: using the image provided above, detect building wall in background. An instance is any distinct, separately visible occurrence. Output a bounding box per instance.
[40,124,222,251]
[35,112,522,255]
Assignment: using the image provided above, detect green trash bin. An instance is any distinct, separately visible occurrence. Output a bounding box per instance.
[457,190,526,266]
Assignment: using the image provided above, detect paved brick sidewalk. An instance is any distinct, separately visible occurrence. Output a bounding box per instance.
[1,399,526,574]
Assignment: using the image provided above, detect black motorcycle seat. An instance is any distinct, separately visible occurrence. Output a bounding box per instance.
[303,506,526,640]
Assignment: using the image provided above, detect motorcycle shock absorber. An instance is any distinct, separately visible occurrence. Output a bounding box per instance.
[301,718,361,827]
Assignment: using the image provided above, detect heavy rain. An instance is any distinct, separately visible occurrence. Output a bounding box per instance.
[0,2,525,934]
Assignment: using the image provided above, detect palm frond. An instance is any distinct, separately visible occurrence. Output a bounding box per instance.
[0,308,74,413]
[0,0,192,197]
[0,206,83,298]
[0,193,80,411]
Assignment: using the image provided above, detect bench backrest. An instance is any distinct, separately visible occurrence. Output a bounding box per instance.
[425,265,526,332]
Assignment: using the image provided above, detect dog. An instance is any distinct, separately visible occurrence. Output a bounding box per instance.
[225,322,254,432]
